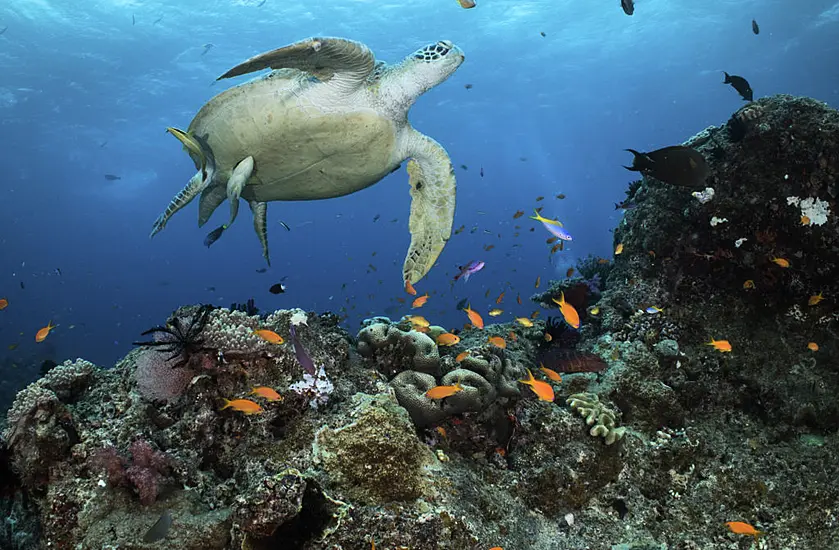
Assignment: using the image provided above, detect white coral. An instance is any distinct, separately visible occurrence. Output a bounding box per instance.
[290,365,333,409]
[290,309,309,327]
[787,196,830,226]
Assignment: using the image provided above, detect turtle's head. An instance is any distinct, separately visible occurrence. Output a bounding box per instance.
[385,40,464,111]
[407,40,464,91]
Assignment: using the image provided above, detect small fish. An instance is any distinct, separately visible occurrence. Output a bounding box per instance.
[621,0,634,16]
[253,329,284,344]
[544,333,553,342]
[598,258,610,264]
[590,306,600,316]
[496,291,505,304]
[436,333,461,346]
[515,317,533,327]
[615,199,636,210]
[460,165,468,170]
[808,342,819,352]
[808,292,824,306]
[454,260,485,282]
[483,244,495,251]
[566,267,574,277]
[480,166,484,177]
[35,321,55,343]
[456,298,468,310]
[255,268,268,273]
[516,294,522,305]
[530,310,540,319]
[153,17,163,25]
[8,343,18,350]
[0,26,8,35]
[743,279,755,289]
[132,14,135,25]
[706,339,732,352]
[488,308,503,317]
[485,289,492,298]
[624,146,709,187]
[204,225,226,247]
[535,196,544,201]
[615,243,624,255]
[519,368,555,402]
[464,83,473,90]
[551,292,580,329]
[508,330,518,341]
[142,510,173,543]
[455,351,471,362]
[540,31,546,37]
[801,215,811,225]
[725,521,761,539]
[723,72,754,101]
[201,43,214,56]
[269,283,287,294]
[279,221,291,231]
[456,0,477,10]
[425,381,464,399]
[540,364,562,382]
[645,306,663,314]
[104,174,121,181]
[220,398,263,415]
[0,298,7,310]
[488,336,506,349]
[556,193,566,199]
[513,210,525,219]
[463,305,484,329]
[250,386,282,402]
[412,294,429,308]
[535,276,541,288]
[546,237,558,244]
[771,257,790,268]
[289,325,316,375]
[751,19,760,34]
[404,280,418,296]
[407,315,430,327]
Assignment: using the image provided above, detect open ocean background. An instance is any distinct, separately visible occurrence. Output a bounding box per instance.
[1,0,838,409]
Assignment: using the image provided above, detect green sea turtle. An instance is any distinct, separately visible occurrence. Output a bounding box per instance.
[150,36,465,284]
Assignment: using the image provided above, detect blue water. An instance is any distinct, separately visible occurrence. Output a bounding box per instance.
[1,0,838,387]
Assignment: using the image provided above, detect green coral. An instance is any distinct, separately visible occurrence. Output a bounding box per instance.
[566,392,627,445]
[313,394,435,503]
[356,323,440,376]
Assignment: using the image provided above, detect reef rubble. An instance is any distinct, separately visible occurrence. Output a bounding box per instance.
[1,95,838,549]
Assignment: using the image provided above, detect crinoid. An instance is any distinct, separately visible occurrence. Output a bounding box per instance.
[133,305,213,369]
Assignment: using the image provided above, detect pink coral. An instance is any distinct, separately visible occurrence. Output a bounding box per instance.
[90,440,172,505]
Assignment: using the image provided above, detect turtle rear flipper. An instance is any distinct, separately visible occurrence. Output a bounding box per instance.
[216,37,375,85]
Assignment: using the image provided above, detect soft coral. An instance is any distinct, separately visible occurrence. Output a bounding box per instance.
[91,439,172,505]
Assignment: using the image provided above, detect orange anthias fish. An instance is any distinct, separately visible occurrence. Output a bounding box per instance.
[539,363,562,382]
[508,330,518,342]
[250,386,283,402]
[406,315,430,327]
[615,243,624,255]
[412,293,429,308]
[807,342,819,352]
[725,521,762,539]
[463,305,484,329]
[35,321,56,343]
[253,329,284,344]
[516,294,522,305]
[519,369,555,402]
[743,279,755,290]
[0,298,8,310]
[566,267,574,277]
[425,380,464,399]
[808,292,824,306]
[455,351,471,362]
[707,339,732,352]
[436,333,461,346]
[496,291,505,304]
[770,257,790,268]
[513,210,525,219]
[551,292,580,329]
[488,336,506,348]
[405,280,417,296]
[535,276,541,288]
[220,398,264,415]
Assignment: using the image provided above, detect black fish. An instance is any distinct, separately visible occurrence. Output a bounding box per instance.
[204,225,226,247]
[143,510,172,543]
[255,268,268,273]
[19,281,24,290]
[540,31,546,37]
[480,166,484,177]
[723,72,753,101]
[621,0,634,15]
[201,43,213,56]
[0,26,7,35]
[752,19,759,35]
[464,84,473,89]
[624,146,709,188]
[372,214,380,222]
[104,174,121,181]
[269,283,286,294]
[456,298,468,310]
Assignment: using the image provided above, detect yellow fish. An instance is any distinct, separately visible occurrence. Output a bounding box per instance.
[515,317,534,327]
[488,308,504,317]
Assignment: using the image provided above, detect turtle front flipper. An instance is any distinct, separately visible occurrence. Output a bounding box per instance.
[249,200,270,266]
[217,37,375,86]
[401,130,456,285]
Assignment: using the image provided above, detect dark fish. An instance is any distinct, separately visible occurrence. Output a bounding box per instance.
[99,141,107,148]
[752,19,759,35]
[464,84,473,89]
[8,344,18,351]
[54,268,62,276]
[723,72,753,101]
[104,174,121,181]
[480,167,484,177]
[269,283,286,294]
[201,44,214,56]
[460,164,468,170]
[540,31,546,37]
[373,214,380,222]
[615,199,636,210]
[0,26,7,35]
[257,0,267,5]
[132,14,135,25]
[289,325,315,375]
[39,359,59,376]
[279,221,291,231]
[153,17,163,25]
[19,281,24,290]
[142,510,172,543]
[255,268,268,273]
[204,225,226,247]
[624,146,709,188]
[206,286,216,291]
[456,298,468,310]
[621,0,634,15]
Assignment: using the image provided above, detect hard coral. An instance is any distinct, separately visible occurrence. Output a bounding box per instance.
[356,322,440,377]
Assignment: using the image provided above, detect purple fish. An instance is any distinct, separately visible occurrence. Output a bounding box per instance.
[289,325,315,375]
[454,260,485,282]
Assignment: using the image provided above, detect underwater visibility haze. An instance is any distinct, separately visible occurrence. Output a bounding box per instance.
[2,0,839,548]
